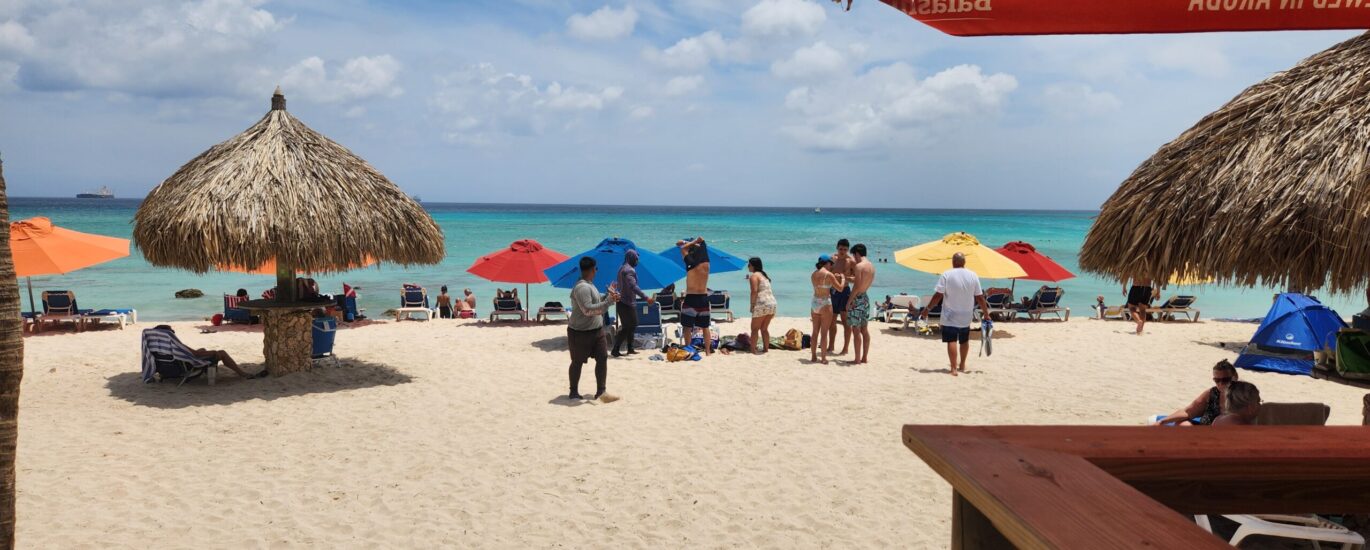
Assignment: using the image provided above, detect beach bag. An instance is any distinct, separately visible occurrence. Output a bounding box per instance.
[634,333,662,351]
[782,329,804,350]
[666,346,692,362]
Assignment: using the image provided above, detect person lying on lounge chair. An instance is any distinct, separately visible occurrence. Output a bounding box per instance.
[1153,360,1238,426]
[153,325,262,379]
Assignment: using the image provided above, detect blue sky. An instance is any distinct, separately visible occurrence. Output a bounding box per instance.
[0,0,1357,208]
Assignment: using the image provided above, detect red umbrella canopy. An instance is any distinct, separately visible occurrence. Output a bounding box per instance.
[467,239,570,284]
[994,241,1075,282]
[878,0,1370,36]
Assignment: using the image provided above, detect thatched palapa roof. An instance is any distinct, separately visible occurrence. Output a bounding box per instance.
[134,88,443,274]
[1080,32,1370,294]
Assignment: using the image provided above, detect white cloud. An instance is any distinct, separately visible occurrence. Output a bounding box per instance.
[431,63,626,146]
[0,20,35,55]
[1041,83,1121,118]
[661,75,704,96]
[782,63,1017,151]
[1148,38,1230,78]
[279,54,403,103]
[2,0,285,96]
[0,60,17,93]
[630,105,655,119]
[771,41,845,80]
[566,5,638,41]
[741,0,825,37]
[643,31,735,70]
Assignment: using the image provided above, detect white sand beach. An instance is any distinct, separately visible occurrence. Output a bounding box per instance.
[14,316,1369,548]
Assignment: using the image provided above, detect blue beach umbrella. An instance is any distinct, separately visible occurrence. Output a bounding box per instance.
[657,242,749,274]
[544,237,686,291]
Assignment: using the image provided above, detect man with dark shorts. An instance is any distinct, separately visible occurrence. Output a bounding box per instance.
[921,253,990,376]
[678,237,713,355]
[1124,278,1155,335]
[828,238,854,355]
[567,257,619,400]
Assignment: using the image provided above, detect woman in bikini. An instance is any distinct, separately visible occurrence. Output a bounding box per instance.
[810,255,845,364]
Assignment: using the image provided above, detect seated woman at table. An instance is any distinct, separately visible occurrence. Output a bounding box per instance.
[1212,381,1261,426]
[1152,360,1238,426]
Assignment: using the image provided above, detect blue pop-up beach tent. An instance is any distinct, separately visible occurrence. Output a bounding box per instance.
[1234,293,1347,376]
[544,237,687,291]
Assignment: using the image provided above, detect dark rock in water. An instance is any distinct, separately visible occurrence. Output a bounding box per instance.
[382,309,398,318]
[175,289,204,299]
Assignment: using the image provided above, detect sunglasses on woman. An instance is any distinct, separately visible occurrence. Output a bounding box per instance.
[1213,376,1232,384]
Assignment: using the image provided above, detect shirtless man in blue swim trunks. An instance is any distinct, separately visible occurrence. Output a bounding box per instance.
[828,239,855,355]
[678,237,713,355]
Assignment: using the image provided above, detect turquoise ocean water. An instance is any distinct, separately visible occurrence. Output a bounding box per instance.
[9,197,1357,322]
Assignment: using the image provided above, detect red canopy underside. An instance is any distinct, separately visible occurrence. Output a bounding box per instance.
[880,0,1370,36]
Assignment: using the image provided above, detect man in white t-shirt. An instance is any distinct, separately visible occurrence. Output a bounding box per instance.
[920,253,990,376]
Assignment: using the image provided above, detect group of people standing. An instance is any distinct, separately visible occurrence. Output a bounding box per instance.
[810,239,876,365]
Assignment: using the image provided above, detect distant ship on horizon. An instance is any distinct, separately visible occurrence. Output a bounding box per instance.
[76,186,114,199]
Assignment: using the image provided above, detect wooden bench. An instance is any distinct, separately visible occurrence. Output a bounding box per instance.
[903,425,1370,549]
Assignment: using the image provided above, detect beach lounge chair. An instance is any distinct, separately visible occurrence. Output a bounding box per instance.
[976,288,1016,322]
[1096,304,1129,320]
[223,294,253,324]
[1194,402,1363,549]
[884,295,921,324]
[633,301,665,348]
[21,311,40,334]
[396,286,434,321]
[655,289,680,322]
[1153,295,1201,322]
[40,290,92,332]
[140,327,219,386]
[536,301,569,322]
[336,294,365,322]
[312,316,339,366]
[1014,287,1071,321]
[490,296,528,322]
[708,290,734,322]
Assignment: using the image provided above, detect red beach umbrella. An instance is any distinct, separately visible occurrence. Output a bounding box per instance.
[466,239,570,307]
[994,241,1075,292]
[878,0,1370,36]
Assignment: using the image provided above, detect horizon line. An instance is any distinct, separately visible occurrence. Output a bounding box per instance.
[8,195,1101,214]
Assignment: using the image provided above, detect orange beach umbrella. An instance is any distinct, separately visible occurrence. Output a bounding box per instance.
[9,216,130,313]
[878,0,1370,36]
[219,256,378,276]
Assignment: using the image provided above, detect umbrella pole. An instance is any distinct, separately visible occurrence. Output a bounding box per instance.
[526,283,530,316]
[276,264,297,303]
[26,276,35,315]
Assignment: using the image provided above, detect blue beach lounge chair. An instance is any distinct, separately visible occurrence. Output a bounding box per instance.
[40,290,92,331]
[490,294,528,322]
[1015,286,1071,321]
[223,294,253,324]
[655,287,680,322]
[634,301,665,347]
[707,290,734,322]
[396,285,434,321]
[1153,295,1201,322]
[536,301,569,322]
[312,316,339,366]
[141,327,220,386]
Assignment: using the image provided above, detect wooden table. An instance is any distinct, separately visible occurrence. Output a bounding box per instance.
[902,425,1370,549]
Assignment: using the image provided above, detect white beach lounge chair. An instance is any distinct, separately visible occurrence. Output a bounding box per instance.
[1194,402,1363,550]
[884,295,920,324]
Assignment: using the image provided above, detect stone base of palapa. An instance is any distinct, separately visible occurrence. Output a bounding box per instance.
[261,308,313,376]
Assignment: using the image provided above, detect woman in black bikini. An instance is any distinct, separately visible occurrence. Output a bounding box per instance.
[1123,278,1157,335]
[1153,360,1238,426]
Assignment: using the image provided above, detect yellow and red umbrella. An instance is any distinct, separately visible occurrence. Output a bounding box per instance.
[895,232,1027,279]
[9,217,129,313]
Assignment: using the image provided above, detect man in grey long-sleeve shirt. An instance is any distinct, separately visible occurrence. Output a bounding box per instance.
[567,256,619,400]
[612,249,654,357]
